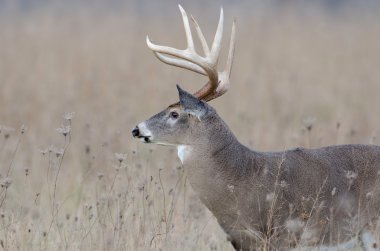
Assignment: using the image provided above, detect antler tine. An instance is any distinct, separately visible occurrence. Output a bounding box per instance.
[146,36,208,75]
[146,36,190,61]
[151,50,208,76]
[225,18,236,78]
[178,5,195,52]
[191,15,210,56]
[209,8,224,65]
[194,17,236,102]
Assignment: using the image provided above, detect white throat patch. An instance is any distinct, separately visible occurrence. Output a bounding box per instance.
[177,145,192,164]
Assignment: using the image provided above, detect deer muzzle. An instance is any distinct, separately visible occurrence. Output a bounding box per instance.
[132,124,152,143]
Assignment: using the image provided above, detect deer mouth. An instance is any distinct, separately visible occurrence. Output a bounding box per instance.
[133,134,151,143]
[140,136,151,143]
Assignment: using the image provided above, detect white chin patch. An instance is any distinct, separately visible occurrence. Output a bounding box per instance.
[177,145,192,164]
[140,137,151,143]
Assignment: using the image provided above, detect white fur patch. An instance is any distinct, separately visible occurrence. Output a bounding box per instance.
[137,122,153,142]
[177,145,192,164]
[168,118,177,127]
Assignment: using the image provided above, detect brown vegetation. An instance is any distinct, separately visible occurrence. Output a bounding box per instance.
[0,3,379,250]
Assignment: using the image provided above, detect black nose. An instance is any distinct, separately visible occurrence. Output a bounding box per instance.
[132,127,140,137]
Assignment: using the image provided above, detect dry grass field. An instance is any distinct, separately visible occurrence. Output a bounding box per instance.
[0,1,380,250]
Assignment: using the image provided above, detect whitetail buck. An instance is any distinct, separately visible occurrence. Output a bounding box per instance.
[132,5,380,251]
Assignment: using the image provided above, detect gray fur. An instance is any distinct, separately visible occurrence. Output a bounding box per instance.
[133,89,380,251]
[177,85,208,119]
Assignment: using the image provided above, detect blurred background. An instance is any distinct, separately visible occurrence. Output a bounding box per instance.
[0,0,379,250]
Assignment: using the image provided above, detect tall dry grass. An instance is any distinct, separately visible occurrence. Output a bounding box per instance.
[0,3,379,250]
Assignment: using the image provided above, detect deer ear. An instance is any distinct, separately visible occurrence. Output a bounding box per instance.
[177,85,208,120]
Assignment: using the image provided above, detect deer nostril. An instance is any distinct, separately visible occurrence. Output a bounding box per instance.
[132,127,140,137]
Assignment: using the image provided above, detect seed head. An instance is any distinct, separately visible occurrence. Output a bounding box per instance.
[345,171,358,180]
[56,125,71,137]
[227,184,235,193]
[345,171,357,190]
[303,116,316,132]
[63,112,75,121]
[51,146,64,158]
[97,172,104,180]
[1,126,15,139]
[39,148,49,155]
[0,177,12,189]
[20,125,27,134]
[115,153,127,163]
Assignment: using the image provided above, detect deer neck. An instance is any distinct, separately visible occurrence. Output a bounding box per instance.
[177,117,254,210]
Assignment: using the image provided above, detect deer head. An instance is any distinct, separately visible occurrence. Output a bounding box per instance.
[132,5,236,152]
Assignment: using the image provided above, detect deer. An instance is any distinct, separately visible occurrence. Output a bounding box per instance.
[132,5,380,251]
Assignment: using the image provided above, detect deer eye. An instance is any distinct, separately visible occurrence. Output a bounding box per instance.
[170,111,179,119]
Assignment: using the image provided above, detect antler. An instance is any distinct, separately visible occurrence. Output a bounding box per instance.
[146,5,236,102]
